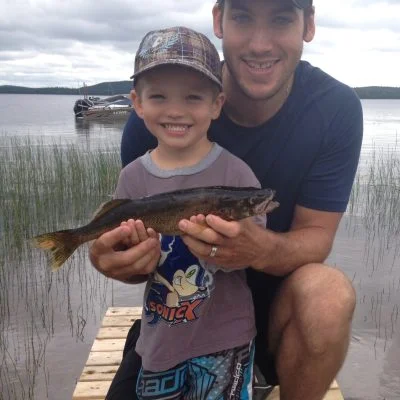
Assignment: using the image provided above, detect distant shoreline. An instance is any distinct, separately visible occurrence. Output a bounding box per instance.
[1,81,400,99]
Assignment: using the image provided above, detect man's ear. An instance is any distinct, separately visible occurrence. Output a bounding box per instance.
[212,4,223,39]
[304,7,316,43]
[131,90,144,119]
[212,92,226,120]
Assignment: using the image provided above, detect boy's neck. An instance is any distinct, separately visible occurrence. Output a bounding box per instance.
[150,140,214,170]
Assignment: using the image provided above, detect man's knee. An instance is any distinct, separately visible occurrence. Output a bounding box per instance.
[296,264,355,353]
[274,264,356,356]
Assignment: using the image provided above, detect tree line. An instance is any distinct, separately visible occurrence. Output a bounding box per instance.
[1,82,400,99]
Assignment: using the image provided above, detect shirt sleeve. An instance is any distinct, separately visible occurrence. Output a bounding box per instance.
[113,161,148,200]
[298,88,363,212]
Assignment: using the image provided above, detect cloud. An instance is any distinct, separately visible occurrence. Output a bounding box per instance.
[316,1,400,32]
[0,0,399,87]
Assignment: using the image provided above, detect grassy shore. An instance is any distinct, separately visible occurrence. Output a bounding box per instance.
[0,137,120,399]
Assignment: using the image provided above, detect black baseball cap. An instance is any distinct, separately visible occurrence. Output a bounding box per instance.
[292,0,313,8]
[217,0,313,8]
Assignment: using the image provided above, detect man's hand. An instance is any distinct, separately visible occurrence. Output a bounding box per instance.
[178,214,265,270]
[89,219,160,283]
[178,205,343,276]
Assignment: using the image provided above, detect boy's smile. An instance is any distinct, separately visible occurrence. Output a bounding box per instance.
[132,65,225,169]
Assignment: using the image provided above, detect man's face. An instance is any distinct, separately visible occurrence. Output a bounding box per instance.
[213,0,315,101]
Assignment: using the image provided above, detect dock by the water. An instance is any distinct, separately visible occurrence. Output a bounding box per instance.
[72,307,344,400]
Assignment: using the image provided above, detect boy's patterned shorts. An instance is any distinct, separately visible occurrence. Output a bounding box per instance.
[136,341,255,400]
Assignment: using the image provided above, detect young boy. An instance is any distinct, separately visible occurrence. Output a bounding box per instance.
[115,26,265,399]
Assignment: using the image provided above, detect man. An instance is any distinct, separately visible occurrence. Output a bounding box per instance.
[90,1,363,399]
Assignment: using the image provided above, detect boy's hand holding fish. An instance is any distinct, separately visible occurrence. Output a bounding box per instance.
[89,220,160,283]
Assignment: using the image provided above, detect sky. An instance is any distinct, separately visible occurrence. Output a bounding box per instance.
[1,0,399,89]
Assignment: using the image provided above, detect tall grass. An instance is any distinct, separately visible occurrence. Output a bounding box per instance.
[346,144,400,355]
[0,136,121,399]
[348,143,400,274]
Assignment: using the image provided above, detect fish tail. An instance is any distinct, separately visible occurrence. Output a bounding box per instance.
[32,230,81,271]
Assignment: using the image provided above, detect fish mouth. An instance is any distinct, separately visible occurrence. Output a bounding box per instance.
[254,198,280,215]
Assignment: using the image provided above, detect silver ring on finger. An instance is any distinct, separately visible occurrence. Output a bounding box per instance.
[209,245,218,258]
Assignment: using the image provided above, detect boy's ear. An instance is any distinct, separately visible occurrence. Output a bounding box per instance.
[212,92,226,120]
[131,89,144,119]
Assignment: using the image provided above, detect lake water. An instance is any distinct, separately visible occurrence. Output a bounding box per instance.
[1,94,400,400]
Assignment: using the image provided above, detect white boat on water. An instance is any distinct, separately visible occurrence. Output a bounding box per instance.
[73,94,132,120]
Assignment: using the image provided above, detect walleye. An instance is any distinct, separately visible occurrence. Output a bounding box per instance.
[32,186,279,271]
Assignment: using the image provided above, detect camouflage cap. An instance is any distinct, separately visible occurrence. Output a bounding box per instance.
[131,26,222,89]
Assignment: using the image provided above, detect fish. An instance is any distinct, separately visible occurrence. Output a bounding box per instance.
[32,186,279,271]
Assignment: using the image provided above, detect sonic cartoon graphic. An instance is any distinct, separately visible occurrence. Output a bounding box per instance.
[144,235,215,326]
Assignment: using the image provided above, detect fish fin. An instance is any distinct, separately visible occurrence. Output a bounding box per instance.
[32,230,81,271]
[266,201,280,213]
[91,199,131,222]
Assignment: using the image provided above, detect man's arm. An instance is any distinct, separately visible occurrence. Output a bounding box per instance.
[255,205,342,275]
[178,205,342,276]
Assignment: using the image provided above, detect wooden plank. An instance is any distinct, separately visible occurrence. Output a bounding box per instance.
[73,380,343,400]
[330,380,339,390]
[323,390,344,400]
[72,381,111,399]
[79,365,119,382]
[266,381,343,400]
[91,338,126,352]
[85,351,122,366]
[97,326,130,339]
[101,315,138,327]
[105,306,142,316]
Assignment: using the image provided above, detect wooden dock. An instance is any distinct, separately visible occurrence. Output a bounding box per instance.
[72,307,344,400]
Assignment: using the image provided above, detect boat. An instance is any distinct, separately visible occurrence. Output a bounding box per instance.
[73,94,132,120]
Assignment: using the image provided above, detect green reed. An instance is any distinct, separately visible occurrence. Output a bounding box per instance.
[0,136,121,399]
[347,143,400,274]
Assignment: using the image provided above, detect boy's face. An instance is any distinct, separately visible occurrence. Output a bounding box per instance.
[213,0,315,101]
[132,65,224,156]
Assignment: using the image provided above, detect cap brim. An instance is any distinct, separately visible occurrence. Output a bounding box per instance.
[131,60,222,89]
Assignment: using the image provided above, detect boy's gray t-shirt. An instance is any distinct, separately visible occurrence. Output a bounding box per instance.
[115,144,263,372]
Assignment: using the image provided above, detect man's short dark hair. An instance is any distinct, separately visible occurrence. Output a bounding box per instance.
[216,0,314,7]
